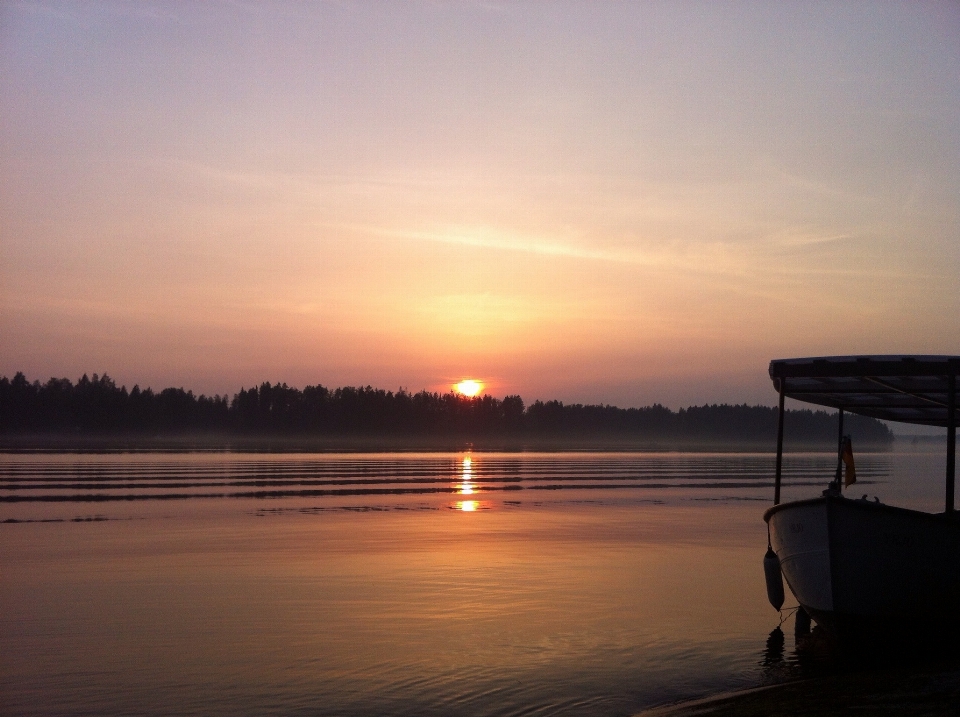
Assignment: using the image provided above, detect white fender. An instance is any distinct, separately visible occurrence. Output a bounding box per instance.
[763,547,785,610]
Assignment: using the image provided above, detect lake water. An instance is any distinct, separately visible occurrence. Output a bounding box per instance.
[0,449,950,716]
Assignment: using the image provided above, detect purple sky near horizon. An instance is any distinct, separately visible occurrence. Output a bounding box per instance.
[2,1,959,410]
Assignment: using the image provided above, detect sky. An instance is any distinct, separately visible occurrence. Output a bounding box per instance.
[2,1,959,409]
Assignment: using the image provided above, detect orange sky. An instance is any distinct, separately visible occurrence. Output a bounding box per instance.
[2,2,959,407]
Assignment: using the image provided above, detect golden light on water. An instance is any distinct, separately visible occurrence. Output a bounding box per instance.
[456,500,479,511]
[454,379,483,397]
[458,455,474,495]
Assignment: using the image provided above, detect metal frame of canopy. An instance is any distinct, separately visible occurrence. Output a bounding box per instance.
[769,355,960,512]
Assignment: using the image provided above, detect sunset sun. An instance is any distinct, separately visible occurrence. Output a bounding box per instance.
[454,379,483,397]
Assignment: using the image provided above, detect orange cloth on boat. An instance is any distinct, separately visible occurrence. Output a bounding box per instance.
[841,437,856,486]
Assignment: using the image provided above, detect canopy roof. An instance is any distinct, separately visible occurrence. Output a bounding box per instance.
[769,355,960,427]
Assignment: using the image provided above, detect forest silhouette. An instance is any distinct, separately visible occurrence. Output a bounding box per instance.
[0,372,894,448]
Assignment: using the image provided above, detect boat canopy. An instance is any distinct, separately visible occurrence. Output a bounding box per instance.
[768,355,958,511]
[769,355,960,427]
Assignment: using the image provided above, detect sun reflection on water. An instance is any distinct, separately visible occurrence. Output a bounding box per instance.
[457,455,474,495]
[454,454,481,510]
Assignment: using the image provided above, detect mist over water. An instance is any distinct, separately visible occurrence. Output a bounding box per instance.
[0,450,942,716]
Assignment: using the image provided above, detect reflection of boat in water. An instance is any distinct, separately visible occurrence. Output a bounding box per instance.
[763,355,960,639]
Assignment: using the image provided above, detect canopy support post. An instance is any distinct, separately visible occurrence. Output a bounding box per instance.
[834,408,845,489]
[774,379,785,505]
[948,372,956,514]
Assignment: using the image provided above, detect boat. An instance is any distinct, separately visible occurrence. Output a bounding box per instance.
[762,355,960,639]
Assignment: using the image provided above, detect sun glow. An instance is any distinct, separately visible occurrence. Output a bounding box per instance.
[454,379,483,397]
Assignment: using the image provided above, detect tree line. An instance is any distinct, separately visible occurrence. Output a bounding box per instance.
[0,372,894,445]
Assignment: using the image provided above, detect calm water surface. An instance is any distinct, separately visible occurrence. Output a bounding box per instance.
[0,450,947,716]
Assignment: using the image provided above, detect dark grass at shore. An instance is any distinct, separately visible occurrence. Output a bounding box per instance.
[643,624,960,717]
[639,663,960,716]
[0,432,898,453]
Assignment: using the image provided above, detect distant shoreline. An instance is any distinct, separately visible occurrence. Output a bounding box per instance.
[1,372,896,450]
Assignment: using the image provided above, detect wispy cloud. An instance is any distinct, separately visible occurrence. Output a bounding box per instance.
[340,222,931,282]
[365,226,650,266]
[775,230,855,247]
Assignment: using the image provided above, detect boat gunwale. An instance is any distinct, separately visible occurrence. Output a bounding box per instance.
[763,494,960,524]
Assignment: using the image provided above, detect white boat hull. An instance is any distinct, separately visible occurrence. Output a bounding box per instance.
[765,496,960,637]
